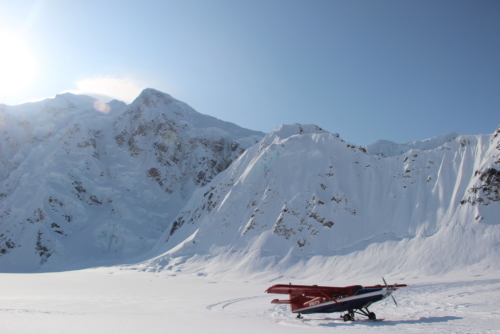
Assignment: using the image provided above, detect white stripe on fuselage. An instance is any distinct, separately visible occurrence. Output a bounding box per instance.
[293,288,386,313]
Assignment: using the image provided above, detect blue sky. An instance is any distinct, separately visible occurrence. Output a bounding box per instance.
[0,0,498,146]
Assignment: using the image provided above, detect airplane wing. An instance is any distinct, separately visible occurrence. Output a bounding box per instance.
[266,284,354,297]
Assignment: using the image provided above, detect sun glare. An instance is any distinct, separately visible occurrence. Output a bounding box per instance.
[74,76,145,104]
[0,32,37,94]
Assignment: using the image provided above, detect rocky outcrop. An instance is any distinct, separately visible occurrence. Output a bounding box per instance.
[462,126,500,206]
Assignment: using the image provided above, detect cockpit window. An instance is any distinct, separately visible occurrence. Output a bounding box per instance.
[351,285,363,294]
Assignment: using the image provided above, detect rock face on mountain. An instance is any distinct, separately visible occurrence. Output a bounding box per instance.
[141,124,500,279]
[0,89,263,272]
[462,126,500,211]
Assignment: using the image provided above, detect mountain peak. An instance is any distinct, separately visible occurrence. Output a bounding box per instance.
[140,87,172,97]
[270,123,327,139]
[133,88,175,108]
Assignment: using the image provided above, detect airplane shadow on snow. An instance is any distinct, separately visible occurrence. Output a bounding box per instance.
[312,316,462,327]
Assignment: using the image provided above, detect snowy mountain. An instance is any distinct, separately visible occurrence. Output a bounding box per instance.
[139,123,500,280]
[1,89,498,277]
[0,89,263,272]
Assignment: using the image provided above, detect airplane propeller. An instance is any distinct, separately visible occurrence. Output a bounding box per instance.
[382,277,398,306]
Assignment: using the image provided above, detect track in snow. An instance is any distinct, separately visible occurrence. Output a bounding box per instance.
[206,295,268,311]
[0,308,80,316]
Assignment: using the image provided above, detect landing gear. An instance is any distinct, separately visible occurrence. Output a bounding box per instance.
[296,313,303,319]
[343,310,355,322]
[345,308,376,321]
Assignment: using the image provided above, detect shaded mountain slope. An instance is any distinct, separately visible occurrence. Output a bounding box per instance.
[0,89,263,272]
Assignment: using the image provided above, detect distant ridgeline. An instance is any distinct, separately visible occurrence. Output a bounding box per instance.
[0,89,499,277]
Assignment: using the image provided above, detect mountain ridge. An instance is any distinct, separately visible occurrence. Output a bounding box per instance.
[365,132,460,157]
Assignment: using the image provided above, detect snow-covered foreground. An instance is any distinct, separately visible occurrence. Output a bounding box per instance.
[1,268,499,334]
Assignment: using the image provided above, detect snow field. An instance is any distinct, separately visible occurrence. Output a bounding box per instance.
[1,268,499,334]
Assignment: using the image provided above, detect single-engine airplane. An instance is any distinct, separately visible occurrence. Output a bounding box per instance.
[266,278,406,321]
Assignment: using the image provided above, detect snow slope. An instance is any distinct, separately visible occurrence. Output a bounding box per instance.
[0,89,263,272]
[141,123,500,279]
